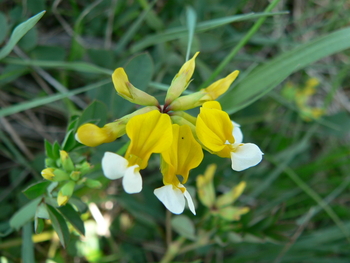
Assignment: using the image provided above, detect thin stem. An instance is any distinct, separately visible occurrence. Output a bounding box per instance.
[166,209,172,247]
[199,0,283,89]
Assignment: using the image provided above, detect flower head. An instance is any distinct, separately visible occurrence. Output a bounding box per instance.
[196,101,263,171]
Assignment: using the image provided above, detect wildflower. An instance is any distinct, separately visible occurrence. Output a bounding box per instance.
[102,110,173,194]
[196,101,263,171]
[154,124,203,214]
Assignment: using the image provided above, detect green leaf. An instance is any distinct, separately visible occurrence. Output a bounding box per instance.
[124,53,154,92]
[0,12,8,44]
[0,78,110,118]
[22,222,35,263]
[22,181,51,199]
[47,204,70,248]
[9,197,42,230]
[76,100,108,128]
[52,141,61,160]
[57,203,85,236]
[35,217,45,234]
[68,197,88,214]
[62,129,78,152]
[220,26,350,114]
[44,140,53,159]
[185,6,197,61]
[2,57,112,75]
[171,215,196,241]
[0,10,45,60]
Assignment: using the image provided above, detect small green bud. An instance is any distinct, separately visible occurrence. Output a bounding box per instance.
[79,162,91,175]
[52,169,70,181]
[85,179,102,189]
[70,171,81,181]
[59,150,75,172]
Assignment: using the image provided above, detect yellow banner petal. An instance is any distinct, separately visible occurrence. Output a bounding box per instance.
[126,110,173,169]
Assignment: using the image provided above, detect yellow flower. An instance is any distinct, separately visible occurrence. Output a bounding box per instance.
[102,110,173,193]
[112,67,159,106]
[196,101,263,171]
[154,124,203,214]
[168,70,239,111]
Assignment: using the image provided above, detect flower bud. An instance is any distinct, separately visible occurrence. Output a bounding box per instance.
[41,168,55,180]
[168,70,239,111]
[52,169,70,181]
[60,151,74,172]
[196,164,217,208]
[165,52,199,104]
[112,68,159,106]
[75,121,125,147]
[57,181,75,206]
[216,181,246,208]
[70,171,81,181]
[85,179,102,189]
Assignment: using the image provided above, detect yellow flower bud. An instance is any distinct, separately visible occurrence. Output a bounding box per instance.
[41,168,55,180]
[57,192,69,206]
[168,70,239,111]
[165,52,199,104]
[216,181,246,208]
[75,121,125,147]
[196,164,217,208]
[57,181,75,206]
[112,68,159,106]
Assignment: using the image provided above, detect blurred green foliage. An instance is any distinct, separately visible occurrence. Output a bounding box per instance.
[0,0,350,262]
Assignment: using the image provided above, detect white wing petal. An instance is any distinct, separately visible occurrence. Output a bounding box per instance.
[102,152,128,179]
[231,121,243,144]
[230,143,263,171]
[122,165,142,194]
[154,185,185,214]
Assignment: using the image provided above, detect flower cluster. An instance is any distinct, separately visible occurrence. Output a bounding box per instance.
[41,150,100,206]
[75,52,263,215]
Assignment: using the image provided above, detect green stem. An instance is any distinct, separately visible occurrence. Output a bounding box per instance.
[160,237,186,263]
[199,0,283,89]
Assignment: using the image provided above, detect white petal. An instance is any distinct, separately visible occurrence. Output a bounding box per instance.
[102,152,128,179]
[154,185,185,214]
[231,121,243,144]
[122,165,142,194]
[183,190,196,215]
[230,143,263,171]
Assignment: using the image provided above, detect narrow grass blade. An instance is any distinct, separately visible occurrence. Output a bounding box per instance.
[220,26,350,114]
[21,222,35,263]
[131,12,287,52]
[0,11,45,60]
[0,79,110,118]
[185,6,197,61]
[2,57,113,75]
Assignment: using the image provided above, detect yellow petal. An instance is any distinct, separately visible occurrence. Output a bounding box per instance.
[202,70,239,100]
[76,122,125,147]
[161,124,203,184]
[196,103,234,153]
[126,110,173,169]
[112,68,159,106]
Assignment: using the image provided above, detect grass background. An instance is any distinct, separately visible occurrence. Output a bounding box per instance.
[0,0,350,262]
